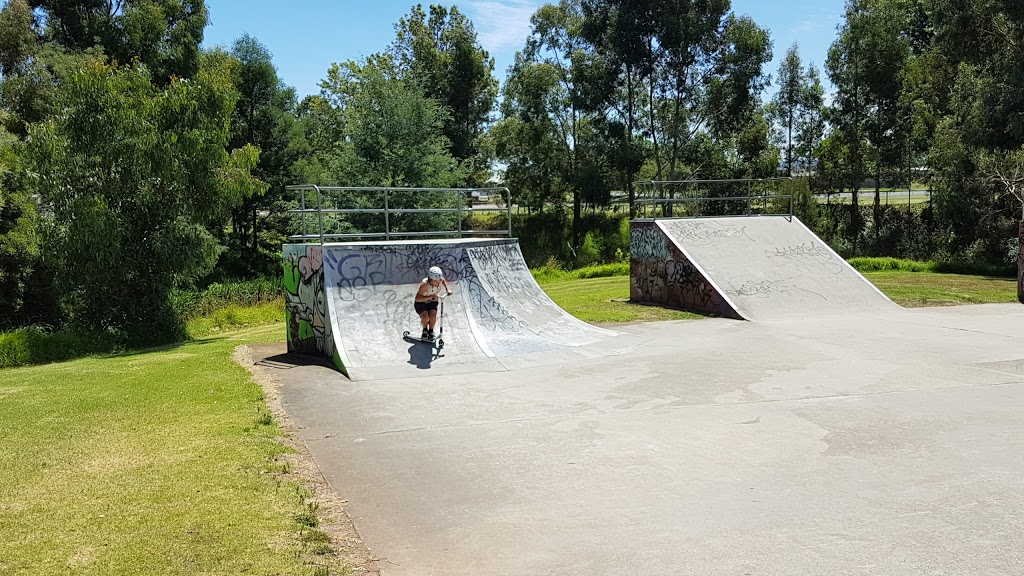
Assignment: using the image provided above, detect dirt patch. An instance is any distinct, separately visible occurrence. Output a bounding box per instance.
[233,345,380,576]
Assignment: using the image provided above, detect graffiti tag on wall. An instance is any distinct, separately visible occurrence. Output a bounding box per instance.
[629,221,738,318]
[284,245,336,363]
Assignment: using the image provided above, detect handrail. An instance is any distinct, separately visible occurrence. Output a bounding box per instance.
[633,177,795,218]
[285,185,513,243]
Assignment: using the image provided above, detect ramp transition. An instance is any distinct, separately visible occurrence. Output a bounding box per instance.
[630,216,896,321]
[284,238,616,380]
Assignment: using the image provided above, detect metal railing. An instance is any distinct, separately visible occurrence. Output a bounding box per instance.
[632,178,795,218]
[286,185,513,243]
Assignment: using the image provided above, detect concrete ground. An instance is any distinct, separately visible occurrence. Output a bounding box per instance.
[254,304,1024,575]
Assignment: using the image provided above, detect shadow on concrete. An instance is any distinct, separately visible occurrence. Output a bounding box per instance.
[406,341,443,370]
[253,348,336,372]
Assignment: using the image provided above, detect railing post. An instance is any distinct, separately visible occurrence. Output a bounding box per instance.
[457,190,463,238]
[790,178,794,218]
[506,188,512,238]
[384,189,390,240]
[300,186,307,241]
[313,185,324,244]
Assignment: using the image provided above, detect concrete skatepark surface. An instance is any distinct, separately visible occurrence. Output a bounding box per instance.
[255,303,1024,575]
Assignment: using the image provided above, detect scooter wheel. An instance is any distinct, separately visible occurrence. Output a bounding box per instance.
[436,338,445,349]
[403,330,410,337]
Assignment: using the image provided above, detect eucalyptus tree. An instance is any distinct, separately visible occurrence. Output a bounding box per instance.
[769,44,825,177]
[391,4,498,184]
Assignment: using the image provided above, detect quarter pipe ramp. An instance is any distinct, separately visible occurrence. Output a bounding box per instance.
[284,238,617,380]
[630,216,897,321]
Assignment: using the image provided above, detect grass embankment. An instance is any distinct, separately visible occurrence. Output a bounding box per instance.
[849,257,1018,307]
[0,325,343,575]
[863,272,1017,307]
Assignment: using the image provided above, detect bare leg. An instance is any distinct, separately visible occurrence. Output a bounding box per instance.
[419,311,430,329]
[427,309,438,330]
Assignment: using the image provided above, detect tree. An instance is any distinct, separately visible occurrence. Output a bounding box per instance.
[496,0,614,245]
[224,34,300,277]
[827,0,913,250]
[391,4,498,184]
[26,56,265,343]
[978,146,1024,303]
[319,54,465,189]
[769,44,824,176]
[0,124,43,327]
[29,0,207,84]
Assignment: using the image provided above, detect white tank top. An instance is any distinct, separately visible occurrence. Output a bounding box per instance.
[421,279,441,296]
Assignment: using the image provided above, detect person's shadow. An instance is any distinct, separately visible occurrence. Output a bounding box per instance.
[405,339,444,370]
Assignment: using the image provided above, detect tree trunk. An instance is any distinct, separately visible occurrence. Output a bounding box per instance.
[787,109,793,177]
[1018,220,1023,304]
[874,173,881,247]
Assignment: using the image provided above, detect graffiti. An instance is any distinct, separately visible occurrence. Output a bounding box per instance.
[376,290,404,326]
[629,221,738,318]
[462,244,528,333]
[631,227,670,260]
[283,245,334,360]
[763,241,844,275]
[764,242,830,260]
[660,220,749,244]
[735,278,826,301]
[327,252,389,302]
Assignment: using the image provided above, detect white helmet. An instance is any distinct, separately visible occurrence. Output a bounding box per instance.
[427,266,444,280]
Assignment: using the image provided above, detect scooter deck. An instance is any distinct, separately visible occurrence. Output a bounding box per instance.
[402,331,445,349]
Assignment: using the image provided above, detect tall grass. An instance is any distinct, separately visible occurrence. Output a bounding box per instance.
[531,261,630,283]
[171,278,282,320]
[848,257,1015,277]
[1,279,285,369]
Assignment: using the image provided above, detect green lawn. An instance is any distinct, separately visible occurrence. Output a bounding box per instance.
[863,271,1018,307]
[539,275,700,323]
[0,325,342,576]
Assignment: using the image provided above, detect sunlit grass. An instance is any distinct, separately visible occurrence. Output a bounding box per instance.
[0,325,343,575]
[539,275,700,323]
[863,271,1018,307]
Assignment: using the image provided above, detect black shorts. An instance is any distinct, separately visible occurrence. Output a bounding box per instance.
[414,300,439,314]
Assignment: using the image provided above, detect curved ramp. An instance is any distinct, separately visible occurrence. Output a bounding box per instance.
[284,239,617,380]
[631,216,897,321]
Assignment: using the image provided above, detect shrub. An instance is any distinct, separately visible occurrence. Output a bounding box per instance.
[0,326,119,369]
[577,232,601,267]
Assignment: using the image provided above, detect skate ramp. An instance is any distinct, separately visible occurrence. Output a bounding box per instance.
[284,239,617,380]
[631,216,896,321]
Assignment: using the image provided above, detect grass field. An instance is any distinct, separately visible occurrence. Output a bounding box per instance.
[538,275,700,323]
[0,325,344,576]
[863,271,1018,307]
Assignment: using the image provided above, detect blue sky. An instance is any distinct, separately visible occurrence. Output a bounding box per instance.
[202,0,845,100]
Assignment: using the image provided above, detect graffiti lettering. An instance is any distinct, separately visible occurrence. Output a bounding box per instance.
[629,221,738,318]
[283,245,335,359]
[661,220,748,244]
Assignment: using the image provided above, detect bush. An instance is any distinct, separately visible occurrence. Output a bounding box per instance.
[848,257,1015,277]
[0,326,119,369]
[577,232,601,267]
[172,278,281,321]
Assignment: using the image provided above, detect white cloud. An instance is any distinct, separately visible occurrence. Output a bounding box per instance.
[463,0,539,54]
[791,20,822,34]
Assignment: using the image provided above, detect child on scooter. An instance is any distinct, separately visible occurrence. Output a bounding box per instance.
[414,266,453,340]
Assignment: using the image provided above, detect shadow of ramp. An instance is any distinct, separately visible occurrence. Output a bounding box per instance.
[250,343,336,371]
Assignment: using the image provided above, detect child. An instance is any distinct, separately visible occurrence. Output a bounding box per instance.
[414,266,453,340]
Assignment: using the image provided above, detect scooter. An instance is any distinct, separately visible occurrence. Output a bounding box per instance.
[403,297,445,350]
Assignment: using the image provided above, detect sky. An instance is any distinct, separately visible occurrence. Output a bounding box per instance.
[202,0,846,101]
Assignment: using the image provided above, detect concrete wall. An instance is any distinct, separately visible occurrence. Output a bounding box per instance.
[629,220,739,318]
